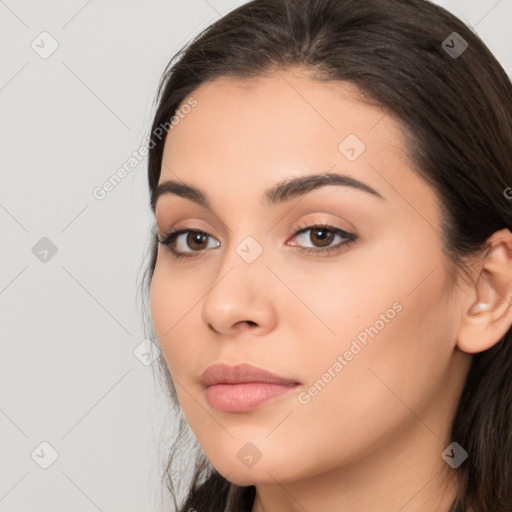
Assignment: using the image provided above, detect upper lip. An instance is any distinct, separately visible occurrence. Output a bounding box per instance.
[200,363,300,387]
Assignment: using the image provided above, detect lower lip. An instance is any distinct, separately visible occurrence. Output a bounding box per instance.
[205,382,299,412]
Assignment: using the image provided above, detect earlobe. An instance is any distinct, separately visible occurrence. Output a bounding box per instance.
[457,229,512,355]
[467,302,492,314]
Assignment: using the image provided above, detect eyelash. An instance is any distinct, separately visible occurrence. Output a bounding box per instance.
[157,222,357,260]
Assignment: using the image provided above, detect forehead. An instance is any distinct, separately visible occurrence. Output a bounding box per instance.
[166,71,396,149]
[157,70,437,223]
[162,70,411,172]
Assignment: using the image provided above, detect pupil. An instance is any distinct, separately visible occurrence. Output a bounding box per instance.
[190,232,206,248]
[313,228,333,247]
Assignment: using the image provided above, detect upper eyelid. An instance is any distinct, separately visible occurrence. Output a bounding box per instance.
[154,196,359,236]
[157,212,356,236]
[158,223,356,247]
[158,222,353,237]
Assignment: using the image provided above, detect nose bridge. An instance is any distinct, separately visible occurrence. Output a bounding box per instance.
[212,230,268,302]
[218,209,269,271]
[200,229,277,335]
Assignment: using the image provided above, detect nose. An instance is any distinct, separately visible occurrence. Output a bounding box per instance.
[201,252,278,338]
[207,319,258,334]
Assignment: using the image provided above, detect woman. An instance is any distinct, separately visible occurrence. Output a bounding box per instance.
[140,0,512,510]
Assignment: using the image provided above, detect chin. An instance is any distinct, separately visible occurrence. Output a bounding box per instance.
[212,454,301,487]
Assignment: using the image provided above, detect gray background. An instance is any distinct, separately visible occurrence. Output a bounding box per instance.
[1,0,511,511]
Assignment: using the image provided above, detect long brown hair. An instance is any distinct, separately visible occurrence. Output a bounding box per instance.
[139,0,512,510]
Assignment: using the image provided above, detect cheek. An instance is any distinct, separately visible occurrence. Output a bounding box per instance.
[149,262,202,377]
[291,233,455,415]
[150,270,210,438]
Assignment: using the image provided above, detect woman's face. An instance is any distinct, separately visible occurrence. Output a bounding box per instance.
[150,69,471,488]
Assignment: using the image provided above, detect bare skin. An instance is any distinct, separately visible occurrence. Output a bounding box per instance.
[150,68,512,512]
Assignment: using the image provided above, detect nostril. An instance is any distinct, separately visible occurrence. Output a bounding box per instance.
[234,320,258,330]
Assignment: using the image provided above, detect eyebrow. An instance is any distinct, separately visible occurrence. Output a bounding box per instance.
[150,172,384,212]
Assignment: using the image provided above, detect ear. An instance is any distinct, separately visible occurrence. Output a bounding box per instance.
[457,228,512,354]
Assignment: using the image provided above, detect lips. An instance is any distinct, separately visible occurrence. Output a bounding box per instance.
[200,363,300,412]
[200,362,299,387]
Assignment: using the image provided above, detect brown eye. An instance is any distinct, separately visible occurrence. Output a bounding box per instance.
[158,229,220,259]
[308,227,336,248]
[289,224,356,254]
[186,232,209,250]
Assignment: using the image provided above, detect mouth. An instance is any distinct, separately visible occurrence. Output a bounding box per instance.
[200,363,301,413]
